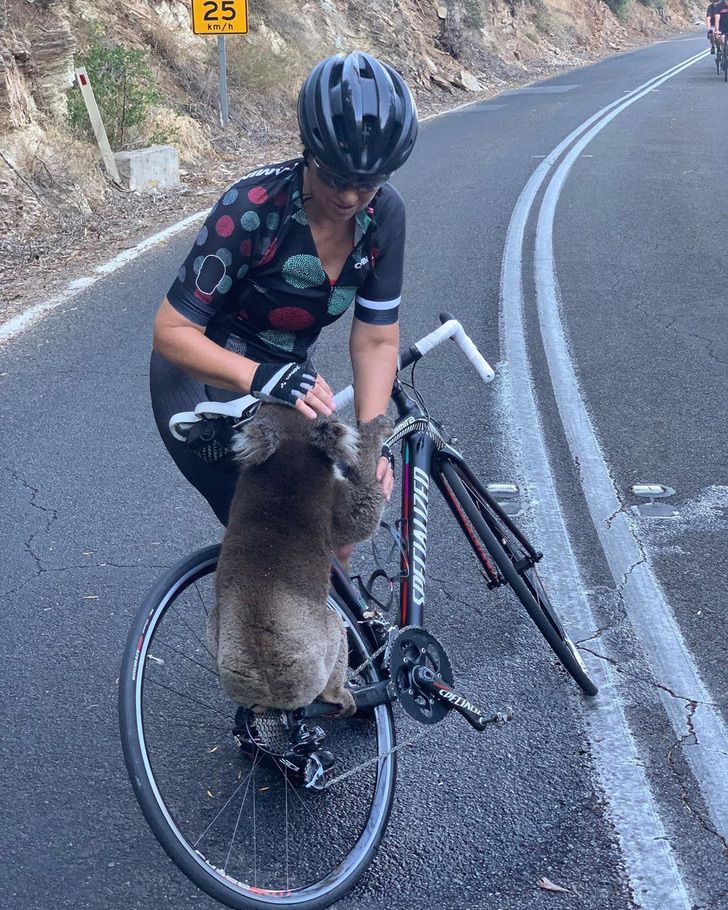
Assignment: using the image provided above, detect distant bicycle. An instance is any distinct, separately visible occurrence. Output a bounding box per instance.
[717,34,728,79]
[119,315,598,909]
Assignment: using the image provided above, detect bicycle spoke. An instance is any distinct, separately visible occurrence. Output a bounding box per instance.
[168,600,215,659]
[195,757,257,849]
[223,752,260,871]
[151,636,219,678]
[144,675,233,722]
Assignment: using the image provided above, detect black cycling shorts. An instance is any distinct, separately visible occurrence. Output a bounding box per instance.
[150,351,239,525]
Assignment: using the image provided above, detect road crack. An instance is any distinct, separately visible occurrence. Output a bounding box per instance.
[575,626,611,645]
[578,646,720,708]
[667,701,728,858]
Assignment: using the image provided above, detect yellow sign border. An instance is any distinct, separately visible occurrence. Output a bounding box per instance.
[191,0,248,35]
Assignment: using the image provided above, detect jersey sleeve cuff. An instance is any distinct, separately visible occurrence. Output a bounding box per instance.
[354,295,400,326]
[167,281,214,327]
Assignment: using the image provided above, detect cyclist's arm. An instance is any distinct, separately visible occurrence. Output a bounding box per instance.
[153,299,334,416]
[351,184,405,422]
[349,318,399,422]
[153,297,258,392]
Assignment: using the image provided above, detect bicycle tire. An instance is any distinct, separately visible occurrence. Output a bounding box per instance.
[717,41,721,75]
[438,461,598,696]
[119,545,397,910]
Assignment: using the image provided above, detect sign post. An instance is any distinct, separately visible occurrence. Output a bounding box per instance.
[191,0,248,125]
[218,37,229,126]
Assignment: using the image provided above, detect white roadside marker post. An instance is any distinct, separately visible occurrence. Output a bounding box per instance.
[74,67,121,184]
[218,37,229,126]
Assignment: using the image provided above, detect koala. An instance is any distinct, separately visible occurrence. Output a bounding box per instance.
[208,404,391,717]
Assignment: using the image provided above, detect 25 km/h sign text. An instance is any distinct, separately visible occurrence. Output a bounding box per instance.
[191,0,248,34]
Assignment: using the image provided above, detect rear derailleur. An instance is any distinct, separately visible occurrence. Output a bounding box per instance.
[233,706,335,790]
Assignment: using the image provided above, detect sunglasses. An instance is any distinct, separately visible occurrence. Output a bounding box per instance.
[311,158,390,192]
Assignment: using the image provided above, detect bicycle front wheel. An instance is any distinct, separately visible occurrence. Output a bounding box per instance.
[437,460,598,697]
[119,545,396,910]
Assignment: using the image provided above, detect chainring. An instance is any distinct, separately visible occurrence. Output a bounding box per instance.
[386,626,454,724]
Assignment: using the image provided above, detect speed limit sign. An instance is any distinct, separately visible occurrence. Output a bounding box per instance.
[191,0,248,34]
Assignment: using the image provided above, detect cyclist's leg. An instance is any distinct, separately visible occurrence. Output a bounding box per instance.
[149,351,238,525]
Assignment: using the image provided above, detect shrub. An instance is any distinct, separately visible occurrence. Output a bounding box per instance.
[462,0,485,29]
[603,0,631,18]
[67,43,162,149]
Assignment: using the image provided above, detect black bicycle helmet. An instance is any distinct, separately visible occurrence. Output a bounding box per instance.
[298,51,418,179]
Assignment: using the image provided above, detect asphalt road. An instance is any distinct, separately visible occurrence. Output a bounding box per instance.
[2,32,727,910]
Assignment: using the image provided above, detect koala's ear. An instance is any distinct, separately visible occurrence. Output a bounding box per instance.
[310,418,359,468]
[231,416,281,466]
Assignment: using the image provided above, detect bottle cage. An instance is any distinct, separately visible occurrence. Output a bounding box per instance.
[353,520,409,612]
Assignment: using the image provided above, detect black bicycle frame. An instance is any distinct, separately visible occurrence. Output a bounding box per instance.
[390,379,541,630]
[331,373,541,632]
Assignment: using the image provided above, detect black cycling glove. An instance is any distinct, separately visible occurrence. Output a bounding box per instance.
[250,361,318,407]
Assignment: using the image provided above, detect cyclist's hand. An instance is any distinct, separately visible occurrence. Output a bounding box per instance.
[376,455,394,502]
[295,373,335,420]
[250,361,334,418]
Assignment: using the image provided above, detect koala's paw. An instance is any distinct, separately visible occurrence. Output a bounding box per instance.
[357,414,394,445]
[334,688,357,717]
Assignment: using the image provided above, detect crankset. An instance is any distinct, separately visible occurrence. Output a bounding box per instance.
[386,626,513,732]
[386,626,454,724]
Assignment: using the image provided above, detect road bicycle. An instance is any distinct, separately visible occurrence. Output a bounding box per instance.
[714,32,721,76]
[119,314,598,910]
[717,37,728,80]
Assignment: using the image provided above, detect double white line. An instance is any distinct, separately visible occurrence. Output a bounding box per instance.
[500,49,716,908]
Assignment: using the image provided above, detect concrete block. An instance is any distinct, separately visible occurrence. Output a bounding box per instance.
[113,145,180,192]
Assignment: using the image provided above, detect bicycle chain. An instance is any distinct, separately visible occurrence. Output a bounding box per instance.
[348,636,390,679]
[328,624,445,788]
[325,729,432,789]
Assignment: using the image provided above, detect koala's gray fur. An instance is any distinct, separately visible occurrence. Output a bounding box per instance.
[208,405,390,716]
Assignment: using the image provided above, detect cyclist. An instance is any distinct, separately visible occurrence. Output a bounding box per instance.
[150,51,418,544]
[708,1,719,53]
[714,1,728,51]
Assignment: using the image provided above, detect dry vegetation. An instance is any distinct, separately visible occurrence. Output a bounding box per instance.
[0,0,701,319]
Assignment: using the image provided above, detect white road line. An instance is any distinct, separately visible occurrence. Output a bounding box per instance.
[534,53,728,841]
[500,50,707,909]
[0,208,209,345]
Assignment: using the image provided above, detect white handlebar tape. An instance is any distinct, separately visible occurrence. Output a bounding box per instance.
[416,319,495,382]
[333,385,355,409]
[311,321,495,411]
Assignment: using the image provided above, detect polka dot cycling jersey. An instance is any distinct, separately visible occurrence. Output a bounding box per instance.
[167,157,405,365]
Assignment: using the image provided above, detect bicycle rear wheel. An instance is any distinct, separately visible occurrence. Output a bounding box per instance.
[437,459,598,696]
[119,545,396,910]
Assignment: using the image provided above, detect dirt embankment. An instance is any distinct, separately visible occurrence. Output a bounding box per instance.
[0,0,701,320]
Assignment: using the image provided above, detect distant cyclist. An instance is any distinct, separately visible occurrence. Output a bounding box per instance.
[714,1,728,50]
[708,1,721,53]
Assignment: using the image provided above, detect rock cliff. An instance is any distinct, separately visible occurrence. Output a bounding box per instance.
[0,0,701,303]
